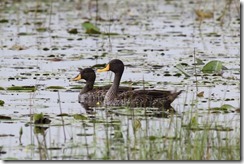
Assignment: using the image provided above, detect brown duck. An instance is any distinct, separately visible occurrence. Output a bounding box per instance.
[72,67,137,106]
[97,59,182,110]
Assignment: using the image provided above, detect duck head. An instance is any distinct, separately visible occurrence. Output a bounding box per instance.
[97,59,124,74]
[73,68,96,82]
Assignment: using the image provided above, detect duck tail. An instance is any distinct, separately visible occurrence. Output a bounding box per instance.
[168,90,184,102]
[163,90,183,109]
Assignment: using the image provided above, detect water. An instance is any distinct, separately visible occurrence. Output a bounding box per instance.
[0,0,240,160]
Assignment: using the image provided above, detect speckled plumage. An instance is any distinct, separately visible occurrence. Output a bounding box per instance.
[98,59,182,111]
[73,68,137,107]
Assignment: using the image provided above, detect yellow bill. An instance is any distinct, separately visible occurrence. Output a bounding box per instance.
[97,64,110,72]
[72,74,82,81]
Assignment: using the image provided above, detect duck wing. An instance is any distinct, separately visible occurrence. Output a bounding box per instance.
[79,85,138,104]
[116,89,183,109]
[95,85,138,92]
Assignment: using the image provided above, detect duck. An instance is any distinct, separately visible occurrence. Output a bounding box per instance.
[72,67,137,106]
[97,59,182,111]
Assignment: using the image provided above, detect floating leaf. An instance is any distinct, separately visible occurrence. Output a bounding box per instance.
[196,58,205,65]
[89,119,107,123]
[7,86,36,92]
[18,32,35,36]
[202,60,226,73]
[206,32,221,37]
[27,9,47,13]
[103,32,119,35]
[0,19,8,23]
[149,136,157,141]
[73,114,88,120]
[47,147,62,150]
[220,104,236,111]
[0,100,4,106]
[67,28,78,34]
[46,86,66,90]
[77,133,93,136]
[175,63,191,77]
[215,127,233,131]
[47,58,63,62]
[70,86,83,89]
[36,27,47,32]
[173,73,182,77]
[210,106,228,111]
[82,21,101,34]
[0,115,11,120]
[57,113,69,117]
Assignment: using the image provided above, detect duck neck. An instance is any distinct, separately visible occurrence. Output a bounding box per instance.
[81,80,94,94]
[106,72,122,100]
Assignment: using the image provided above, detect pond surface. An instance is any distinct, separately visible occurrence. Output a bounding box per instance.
[0,0,240,160]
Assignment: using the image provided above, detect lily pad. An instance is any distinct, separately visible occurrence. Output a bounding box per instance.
[196,58,205,65]
[89,119,107,124]
[220,104,236,111]
[77,133,93,136]
[209,104,236,111]
[175,63,191,77]
[73,114,88,120]
[48,147,62,150]
[0,100,5,106]
[0,19,8,23]
[0,115,11,120]
[202,60,226,73]
[7,86,36,92]
[36,27,47,32]
[57,113,69,117]
[18,32,35,36]
[82,21,118,35]
[82,21,101,34]
[70,86,83,89]
[46,86,66,90]
[148,135,157,141]
[67,28,78,34]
